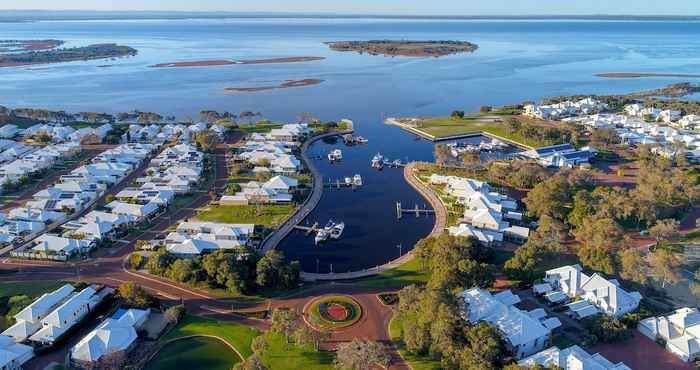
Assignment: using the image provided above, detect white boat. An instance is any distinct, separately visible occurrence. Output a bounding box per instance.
[315,222,332,244]
[371,153,384,169]
[344,177,353,185]
[330,221,345,239]
[355,136,368,144]
[352,174,362,186]
[328,149,343,162]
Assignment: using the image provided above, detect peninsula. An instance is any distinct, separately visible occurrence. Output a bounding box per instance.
[0,42,137,67]
[149,56,325,68]
[325,40,478,57]
[224,78,323,93]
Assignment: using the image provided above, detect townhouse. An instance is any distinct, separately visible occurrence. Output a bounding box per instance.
[163,221,255,257]
[458,288,561,359]
[431,175,530,245]
[519,345,631,369]
[220,175,297,205]
[0,335,33,370]
[540,264,642,319]
[638,307,700,362]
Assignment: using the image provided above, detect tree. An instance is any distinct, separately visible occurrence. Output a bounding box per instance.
[334,339,390,370]
[233,354,268,370]
[164,304,186,324]
[523,173,572,221]
[414,234,493,291]
[251,335,268,355]
[127,253,143,270]
[649,219,680,247]
[145,248,175,276]
[193,129,220,152]
[293,324,316,348]
[649,249,683,288]
[270,309,299,342]
[618,248,649,285]
[256,250,300,289]
[451,110,465,119]
[167,259,194,283]
[117,282,154,308]
[573,217,626,274]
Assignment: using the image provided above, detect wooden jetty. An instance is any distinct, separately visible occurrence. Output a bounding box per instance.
[396,201,435,219]
[293,222,319,236]
[323,179,360,189]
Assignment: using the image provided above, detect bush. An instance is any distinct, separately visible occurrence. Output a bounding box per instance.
[583,315,632,343]
[127,253,144,270]
[164,304,186,324]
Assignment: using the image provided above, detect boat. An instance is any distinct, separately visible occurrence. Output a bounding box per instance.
[315,222,333,244]
[392,159,402,167]
[371,153,384,169]
[344,177,353,185]
[330,221,345,239]
[328,149,343,162]
[355,136,368,144]
[352,174,363,186]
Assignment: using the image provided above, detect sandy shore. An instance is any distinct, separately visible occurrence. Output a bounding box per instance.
[150,56,325,68]
[224,78,323,93]
[596,72,700,78]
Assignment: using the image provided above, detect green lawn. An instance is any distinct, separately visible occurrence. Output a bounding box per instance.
[146,336,240,370]
[0,280,66,299]
[389,317,442,370]
[161,315,259,358]
[196,204,295,228]
[356,258,430,287]
[262,332,334,370]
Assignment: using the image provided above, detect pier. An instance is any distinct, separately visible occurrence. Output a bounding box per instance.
[323,179,361,189]
[293,222,320,236]
[395,201,435,219]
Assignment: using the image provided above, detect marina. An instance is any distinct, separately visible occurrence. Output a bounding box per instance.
[323,174,363,189]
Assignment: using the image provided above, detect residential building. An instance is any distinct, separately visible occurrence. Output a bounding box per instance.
[638,307,700,362]
[1,284,75,342]
[0,335,34,370]
[71,308,149,363]
[519,345,631,370]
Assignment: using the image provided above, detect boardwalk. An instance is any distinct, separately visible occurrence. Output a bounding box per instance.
[260,131,351,252]
[300,161,447,281]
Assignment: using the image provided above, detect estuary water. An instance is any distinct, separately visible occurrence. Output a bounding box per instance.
[2,18,700,272]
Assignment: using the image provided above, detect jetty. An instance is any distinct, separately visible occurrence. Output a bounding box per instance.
[396,201,435,219]
[293,222,320,236]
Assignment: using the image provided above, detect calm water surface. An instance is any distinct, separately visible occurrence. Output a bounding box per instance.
[2,19,700,271]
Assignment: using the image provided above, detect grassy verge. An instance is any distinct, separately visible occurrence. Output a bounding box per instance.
[262,332,334,370]
[146,336,240,370]
[195,204,294,228]
[389,316,442,370]
[161,315,259,358]
[356,258,430,287]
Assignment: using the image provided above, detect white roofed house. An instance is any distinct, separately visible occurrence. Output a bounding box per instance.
[7,208,67,225]
[0,124,20,139]
[544,265,642,318]
[1,284,75,342]
[519,345,631,370]
[638,307,700,362]
[70,308,149,365]
[0,335,34,370]
[29,286,107,345]
[271,154,301,175]
[658,109,682,123]
[30,234,95,258]
[105,201,160,222]
[678,114,700,129]
[458,288,559,359]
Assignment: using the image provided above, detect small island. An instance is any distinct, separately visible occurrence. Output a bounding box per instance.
[150,56,325,68]
[0,39,64,52]
[325,40,478,57]
[224,78,323,93]
[596,72,700,79]
[0,42,137,67]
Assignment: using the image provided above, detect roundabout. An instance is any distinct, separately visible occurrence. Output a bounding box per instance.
[305,294,363,331]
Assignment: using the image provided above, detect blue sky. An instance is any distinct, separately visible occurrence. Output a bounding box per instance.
[2,0,700,15]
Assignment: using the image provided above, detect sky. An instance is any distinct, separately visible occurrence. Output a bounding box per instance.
[1,0,700,15]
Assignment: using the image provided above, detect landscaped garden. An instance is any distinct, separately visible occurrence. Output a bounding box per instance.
[306,295,362,330]
[145,336,240,370]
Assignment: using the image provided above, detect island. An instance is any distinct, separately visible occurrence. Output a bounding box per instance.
[596,72,700,79]
[224,78,323,93]
[325,40,478,57]
[0,42,137,67]
[149,56,325,68]
[0,39,64,52]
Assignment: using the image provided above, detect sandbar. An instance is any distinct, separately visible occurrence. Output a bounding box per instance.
[224,79,323,93]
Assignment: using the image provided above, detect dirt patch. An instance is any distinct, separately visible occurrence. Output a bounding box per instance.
[150,56,325,68]
[224,79,323,93]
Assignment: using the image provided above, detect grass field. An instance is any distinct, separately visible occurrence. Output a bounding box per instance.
[195,204,294,228]
[145,337,239,370]
[356,258,430,287]
[262,332,334,370]
[389,317,442,370]
[161,315,259,358]
[0,280,66,299]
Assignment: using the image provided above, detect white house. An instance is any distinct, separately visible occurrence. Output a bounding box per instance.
[1,284,75,342]
[0,335,34,370]
[544,265,642,318]
[638,307,700,362]
[30,234,95,257]
[458,288,560,359]
[105,201,159,222]
[519,345,631,370]
[71,308,149,363]
[29,286,105,345]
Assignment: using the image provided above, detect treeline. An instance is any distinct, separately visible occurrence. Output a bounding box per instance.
[394,235,515,369]
[506,149,699,280]
[503,117,585,146]
[0,43,137,65]
[141,248,300,295]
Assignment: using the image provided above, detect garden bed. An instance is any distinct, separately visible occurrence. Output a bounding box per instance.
[306,295,362,330]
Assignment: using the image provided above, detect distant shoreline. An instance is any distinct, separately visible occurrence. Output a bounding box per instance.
[3,12,700,22]
[596,72,700,79]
